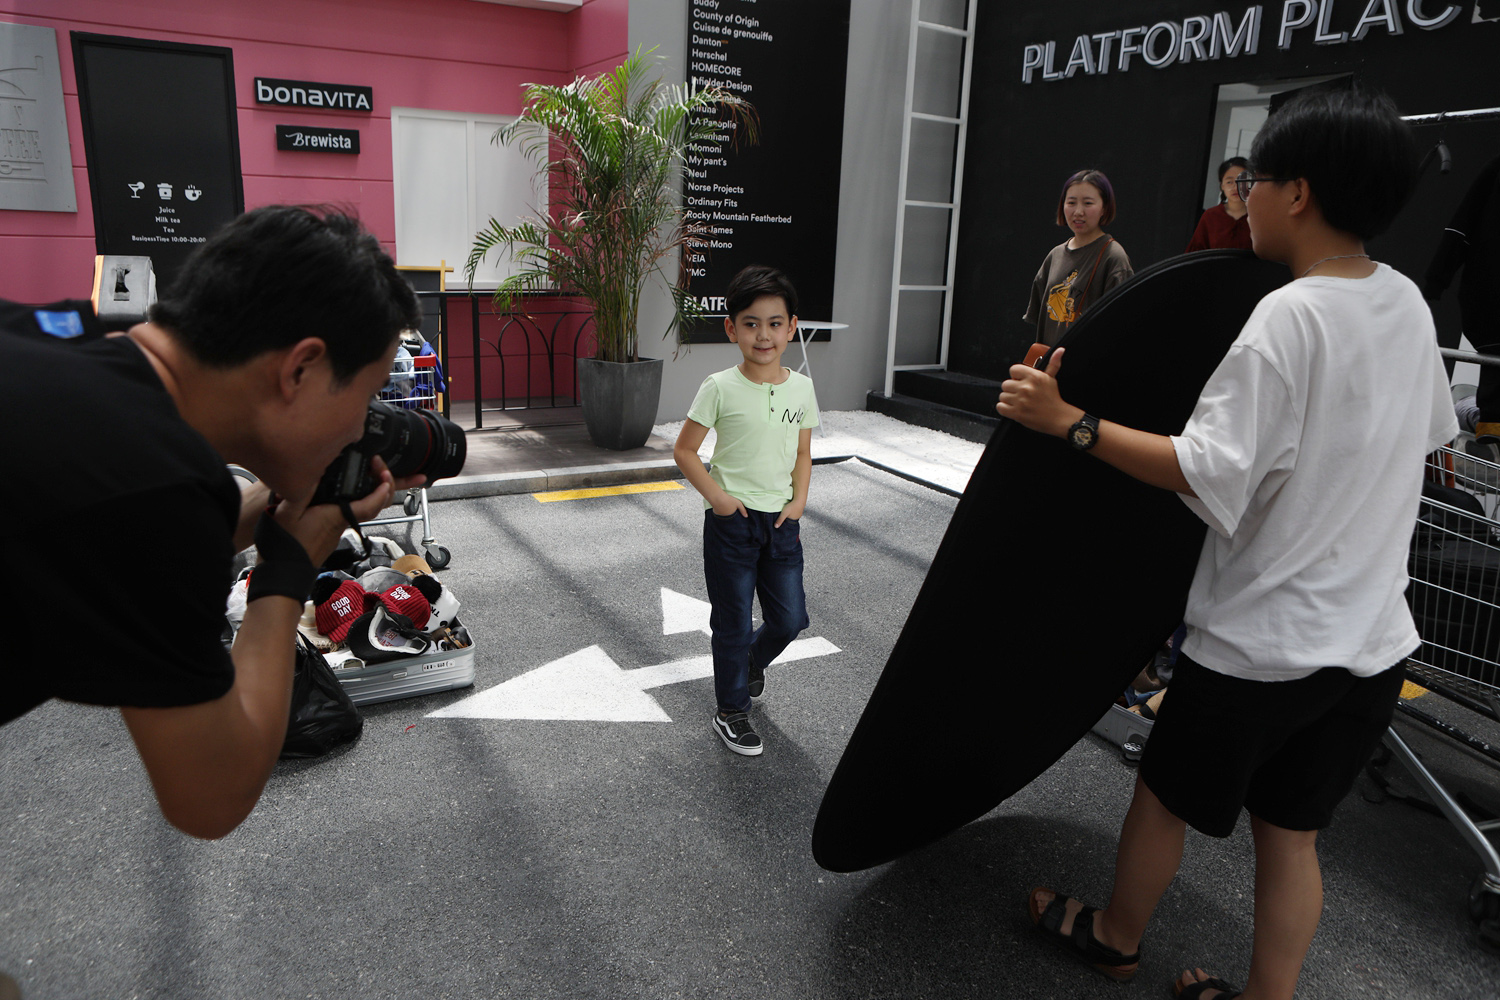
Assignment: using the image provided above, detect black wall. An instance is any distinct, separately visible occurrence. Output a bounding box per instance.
[949,2,1500,381]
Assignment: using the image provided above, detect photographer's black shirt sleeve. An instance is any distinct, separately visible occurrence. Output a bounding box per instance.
[3,332,239,725]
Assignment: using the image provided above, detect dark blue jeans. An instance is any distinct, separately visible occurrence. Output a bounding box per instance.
[703,508,809,714]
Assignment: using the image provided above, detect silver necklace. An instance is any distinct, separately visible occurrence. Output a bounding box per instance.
[1300,253,1370,278]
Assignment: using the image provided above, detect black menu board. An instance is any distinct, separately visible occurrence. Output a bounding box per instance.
[683,0,849,341]
[72,33,244,291]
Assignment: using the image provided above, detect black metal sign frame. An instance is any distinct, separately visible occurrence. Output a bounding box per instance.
[72,32,245,289]
[680,0,851,343]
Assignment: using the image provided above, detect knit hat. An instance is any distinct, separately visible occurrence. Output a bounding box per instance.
[409,574,461,631]
[314,579,374,643]
[379,583,431,630]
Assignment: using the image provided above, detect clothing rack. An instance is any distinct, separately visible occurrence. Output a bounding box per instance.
[1403,107,1500,126]
[1443,349,1500,369]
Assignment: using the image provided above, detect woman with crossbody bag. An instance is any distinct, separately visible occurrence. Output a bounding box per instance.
[1023,169,1135,348]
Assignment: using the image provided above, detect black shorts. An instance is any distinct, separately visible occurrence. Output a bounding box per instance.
[1139,653,1406,838]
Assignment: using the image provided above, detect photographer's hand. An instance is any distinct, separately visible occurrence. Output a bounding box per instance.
[350,455,425,519]
[268,457,417,567]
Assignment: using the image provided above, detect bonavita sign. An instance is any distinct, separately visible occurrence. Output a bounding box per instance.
[254,76,372,111]
[1022,0,1466,83]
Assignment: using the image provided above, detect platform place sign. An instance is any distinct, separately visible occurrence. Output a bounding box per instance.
[1022,0,1470,83]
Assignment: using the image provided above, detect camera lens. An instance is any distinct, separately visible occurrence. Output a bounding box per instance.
[366,400,467,485]
[310,401,469,506]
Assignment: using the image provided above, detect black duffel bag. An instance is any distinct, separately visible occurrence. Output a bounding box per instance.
[281,633,363,759]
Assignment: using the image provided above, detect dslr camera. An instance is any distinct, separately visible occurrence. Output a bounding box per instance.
[311,400,467,505]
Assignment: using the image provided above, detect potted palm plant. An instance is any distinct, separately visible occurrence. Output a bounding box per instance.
[466,50,756,450]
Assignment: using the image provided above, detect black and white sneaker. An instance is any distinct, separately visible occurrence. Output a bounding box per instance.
[713,711,763,756]
[747,654,765,699]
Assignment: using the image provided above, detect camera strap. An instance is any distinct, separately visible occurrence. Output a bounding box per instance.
[337,500,375,559]
[315,501,375,573]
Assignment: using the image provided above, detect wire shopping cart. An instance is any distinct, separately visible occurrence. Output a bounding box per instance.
[1383,444,1500,939]
[360,350,452,569]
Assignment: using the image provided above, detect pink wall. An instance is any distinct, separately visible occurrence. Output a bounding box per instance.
[0,0,628,303]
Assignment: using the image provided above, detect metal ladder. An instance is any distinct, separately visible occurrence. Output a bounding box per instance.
[883,0,979,396]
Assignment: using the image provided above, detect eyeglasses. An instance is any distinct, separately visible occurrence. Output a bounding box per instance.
[1234,171,1292,202]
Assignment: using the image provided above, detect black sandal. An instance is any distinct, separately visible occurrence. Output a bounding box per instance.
[1173,973,1241,999]
[1027,887,1141,982]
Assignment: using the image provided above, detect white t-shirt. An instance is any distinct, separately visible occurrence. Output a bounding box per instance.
[1171,263,1459,681]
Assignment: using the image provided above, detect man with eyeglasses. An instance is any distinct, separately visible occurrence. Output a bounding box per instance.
[1001,87,1454,1000]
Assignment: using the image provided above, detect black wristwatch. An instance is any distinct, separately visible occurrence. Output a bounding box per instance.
[1067,413,1100,451]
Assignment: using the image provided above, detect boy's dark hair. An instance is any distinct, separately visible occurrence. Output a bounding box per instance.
[150,205,420,383]
[1248,86,1417,240]
[1055,169,1116,227]
[725,265,798,321]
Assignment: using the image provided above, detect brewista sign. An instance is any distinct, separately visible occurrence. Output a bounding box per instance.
[254,76,372,111]
[1022,0,1465,82]
[275,125,360,154]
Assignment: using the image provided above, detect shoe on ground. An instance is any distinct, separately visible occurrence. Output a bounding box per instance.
[713,711,763,756]
[1027,887,1141,982]
[748,654,765,698]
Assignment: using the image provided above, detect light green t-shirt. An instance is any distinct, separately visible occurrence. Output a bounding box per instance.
[686,366,820,513]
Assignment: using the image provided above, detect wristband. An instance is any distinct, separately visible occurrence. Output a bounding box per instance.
[246,511,317,602]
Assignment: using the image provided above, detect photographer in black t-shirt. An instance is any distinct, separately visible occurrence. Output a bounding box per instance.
[5,205,423,839]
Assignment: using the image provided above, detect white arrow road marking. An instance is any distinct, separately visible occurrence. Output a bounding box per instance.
[426,637,840,722]
[660,587,713,636]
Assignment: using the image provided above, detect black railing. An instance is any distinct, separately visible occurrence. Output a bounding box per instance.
[420,291,595,429]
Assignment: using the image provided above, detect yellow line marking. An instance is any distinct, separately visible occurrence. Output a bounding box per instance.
[533,481,685,503]
[1400,680,1428,700]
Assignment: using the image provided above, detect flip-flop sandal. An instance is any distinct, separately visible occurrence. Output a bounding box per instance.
[1027,887,1141,982]
[1172,973,1242,999]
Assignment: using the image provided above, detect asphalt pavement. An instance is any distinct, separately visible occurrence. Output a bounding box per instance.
[3,438,1500,998]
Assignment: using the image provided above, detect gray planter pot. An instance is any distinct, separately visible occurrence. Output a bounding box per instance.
[576,357,664,451]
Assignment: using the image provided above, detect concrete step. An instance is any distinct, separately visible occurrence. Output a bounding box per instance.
[891,369,1006,418]
[865,390,998,445]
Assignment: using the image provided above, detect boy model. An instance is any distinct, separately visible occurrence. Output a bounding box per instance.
[998,88,1456,999]
[674,265,820,756]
